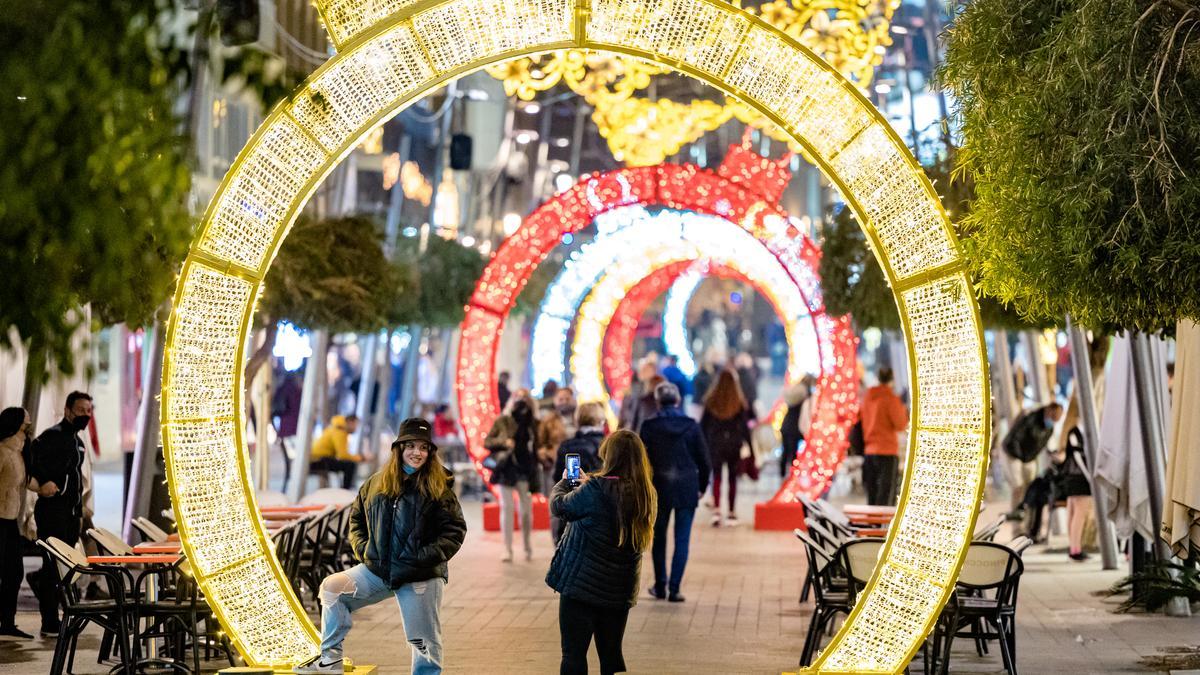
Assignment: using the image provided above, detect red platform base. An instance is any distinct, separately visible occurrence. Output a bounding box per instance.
[754,501,809,531]
[482,500,551,531]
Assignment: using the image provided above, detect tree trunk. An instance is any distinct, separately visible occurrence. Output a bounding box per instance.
[288,330,329,502]
[1065,316,1119,569]
[123,317,166,542]
[350,332,379,458]
[253,355,273,492]
[397,326,424,420]
[21,337,46,427]
[1129,332,1191,617]
[369,330,396,472]
[436,327,459,406]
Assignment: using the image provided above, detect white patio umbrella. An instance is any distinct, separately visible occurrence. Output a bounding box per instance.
[1094,335,1169,541]
[1164,319,1200,557]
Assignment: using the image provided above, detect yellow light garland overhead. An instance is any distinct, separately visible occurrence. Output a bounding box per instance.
[162,0,989,671]
[485,0,900,164]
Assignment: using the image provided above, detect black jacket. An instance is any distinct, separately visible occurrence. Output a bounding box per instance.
[1002,406,1055,463]
[29,420,84,519]
[546,477,642,608]
[553,429,605,479]
[701,407,752,463]
[639,408,710,510]
[348,469,467,589]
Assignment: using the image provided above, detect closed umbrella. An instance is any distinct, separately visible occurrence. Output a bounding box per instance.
[1164,319,1200,557]
[1095,335,1165,540]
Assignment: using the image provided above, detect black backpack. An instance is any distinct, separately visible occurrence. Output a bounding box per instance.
[846,418,865,457]
[1002,409,1052,463]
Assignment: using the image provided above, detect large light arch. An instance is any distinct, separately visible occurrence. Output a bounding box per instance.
[162,0,989,670]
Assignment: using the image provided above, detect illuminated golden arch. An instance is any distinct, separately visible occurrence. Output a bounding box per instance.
[161,0,990,671]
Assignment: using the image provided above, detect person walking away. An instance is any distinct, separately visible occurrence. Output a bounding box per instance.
[546,430,656,675]
[618,358,658,430]
[1001,401,1064,523]
[497,371,513,411]
[779,380,812,478]
[552,403,608,544]
[627,375,664,434]
[734,352,760,418]
[0,408,34,638]
[700,370,752,526]
[1055,421,1092,560]
[485,393,541,561]
[538,413,569,498]
[660,355,693,404]
[310,415,367,490]
[294,418,466,673]
[273,372,303,492]
[690,350,722,416]
[27,391,92,637]
[638,383,709,601]
[861,368,909,506]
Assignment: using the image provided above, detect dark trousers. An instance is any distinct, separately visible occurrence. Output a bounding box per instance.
[862,454,899,506]
[559,596,630,675]
[33,509,80,630]
[310,457,357,489]
[651,506,695,595]
[711,456,739,511]
[0,518,24,628]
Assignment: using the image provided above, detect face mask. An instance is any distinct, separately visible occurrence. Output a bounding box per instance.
[402,463,418,475]
[556,404,576,417]
[71,415,91,432]
[1043,416,1055,430]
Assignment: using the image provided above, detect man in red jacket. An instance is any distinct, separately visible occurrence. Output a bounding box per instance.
[860,367,909,506]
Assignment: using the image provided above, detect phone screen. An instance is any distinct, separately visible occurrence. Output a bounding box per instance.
[566,454,581,481]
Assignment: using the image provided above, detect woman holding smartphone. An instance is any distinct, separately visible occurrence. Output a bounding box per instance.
[546,430,657,675]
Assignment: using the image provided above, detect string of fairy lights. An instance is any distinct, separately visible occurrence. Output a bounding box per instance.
[163,0,990,670]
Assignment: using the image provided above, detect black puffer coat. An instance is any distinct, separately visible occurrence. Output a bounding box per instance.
[348,468,467,589]
[546,477,642,609]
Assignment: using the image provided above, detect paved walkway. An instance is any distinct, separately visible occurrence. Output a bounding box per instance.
[2,476,1199,673]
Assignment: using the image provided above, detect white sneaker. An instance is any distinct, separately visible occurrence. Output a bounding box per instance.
[725,514,740,527]
[711,514,722,527]
[525,548,533,562]
[502,550,513,563]
[293,652,344,673]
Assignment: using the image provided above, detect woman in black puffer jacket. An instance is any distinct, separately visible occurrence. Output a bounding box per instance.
[296,418,466,675]
[546,430,657,675]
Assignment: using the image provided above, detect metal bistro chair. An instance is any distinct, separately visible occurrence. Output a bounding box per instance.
[929,541,1025,675]
[37,538,136,675]
[972,515,1007,543]
[799,537,884,666]
[133,517,171,543]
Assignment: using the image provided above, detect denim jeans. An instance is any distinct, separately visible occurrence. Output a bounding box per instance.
[318,563,445,674]
[651,506,696,595]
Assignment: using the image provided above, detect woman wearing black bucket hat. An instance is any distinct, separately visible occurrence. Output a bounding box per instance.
[295,417,466,674]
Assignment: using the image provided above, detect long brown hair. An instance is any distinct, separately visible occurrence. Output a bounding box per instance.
[379,442,449,500]
[704,368,747,419]
[595,430,657,551]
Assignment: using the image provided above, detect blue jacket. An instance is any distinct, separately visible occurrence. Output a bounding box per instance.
[546,477,642,608]
[638,407,711,510]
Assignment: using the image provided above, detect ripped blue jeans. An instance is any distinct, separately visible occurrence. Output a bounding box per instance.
[318,563,445,674]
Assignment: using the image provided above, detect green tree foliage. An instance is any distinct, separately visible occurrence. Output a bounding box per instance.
[261,215,415,333]
[819,207,900,331]
[394,235,487,326]
[939,0,1200,332]
[0,0,194,373]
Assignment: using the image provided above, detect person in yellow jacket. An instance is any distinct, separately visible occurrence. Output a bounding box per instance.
[310,415,364,489]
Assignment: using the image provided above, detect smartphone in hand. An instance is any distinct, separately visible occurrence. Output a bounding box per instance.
[566,453,581,487]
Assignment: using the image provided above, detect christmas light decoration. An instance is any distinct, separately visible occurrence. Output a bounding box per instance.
[484,0,900,165]
[164,0,989,670]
